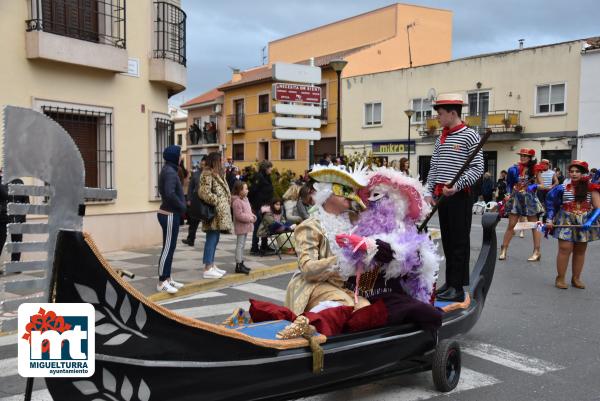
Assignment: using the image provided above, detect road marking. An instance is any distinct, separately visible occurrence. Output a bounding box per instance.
[232,283,286,301]
[172,301,249,319]
[462,342,564,376]
[0,333,18,347]
[0,357,17,377]
[298,368,500,401]
[0,389,51,401]
[158,291,226,306]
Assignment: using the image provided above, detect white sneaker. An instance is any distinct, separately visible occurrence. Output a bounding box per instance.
[203,267,224,279]
[157,281,178,294]
[168,277,184,289]
[212,265,227,275]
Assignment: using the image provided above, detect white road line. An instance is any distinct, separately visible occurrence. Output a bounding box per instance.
[462,342,564,376]
[298,368,500,401]
[0,333,18,347]
[172,301,249,319]
[232,283,287,301]
[0,357,17,378]
[158,291,226,306]
[0,389,51,401]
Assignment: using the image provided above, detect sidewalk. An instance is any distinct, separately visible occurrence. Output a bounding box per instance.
[0,226,298,332]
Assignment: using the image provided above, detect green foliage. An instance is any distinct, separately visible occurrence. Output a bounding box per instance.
[243,162,296,200]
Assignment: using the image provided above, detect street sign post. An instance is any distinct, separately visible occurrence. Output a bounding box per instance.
[271,62,322,142]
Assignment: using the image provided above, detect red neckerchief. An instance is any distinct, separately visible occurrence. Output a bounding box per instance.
[440,122,466,144]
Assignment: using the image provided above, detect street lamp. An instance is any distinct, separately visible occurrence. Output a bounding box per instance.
[404,109,414,165]
[330,59,348,158]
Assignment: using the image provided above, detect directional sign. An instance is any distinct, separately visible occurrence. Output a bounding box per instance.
[273,103,321,116]
[272,62,321,84]
[273,117,321,129]
[273,83,321,104]
[273,129,321,141]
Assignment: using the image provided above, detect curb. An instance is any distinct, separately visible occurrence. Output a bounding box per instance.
[147,261,297,303]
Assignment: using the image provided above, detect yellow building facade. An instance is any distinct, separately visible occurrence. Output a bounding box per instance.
[342,40,585,179]
[1,0,187,251]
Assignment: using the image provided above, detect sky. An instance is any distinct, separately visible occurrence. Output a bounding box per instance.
[172,0,600,106]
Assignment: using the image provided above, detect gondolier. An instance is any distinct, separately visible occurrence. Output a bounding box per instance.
[425,93,484,302]
[545,160,600,289]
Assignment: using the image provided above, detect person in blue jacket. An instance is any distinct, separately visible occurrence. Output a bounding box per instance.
[156,145,187,294]
[499,148,545,261]
[545,160,600,290]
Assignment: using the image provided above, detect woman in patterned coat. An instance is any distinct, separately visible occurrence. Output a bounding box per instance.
[198,152,233,279]
[545,160,600,289]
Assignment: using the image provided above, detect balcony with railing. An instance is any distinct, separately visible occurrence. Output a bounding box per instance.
[25,0,128,72]
[226,114,245,133]
[419,110,523,137]
[149,1,187,95]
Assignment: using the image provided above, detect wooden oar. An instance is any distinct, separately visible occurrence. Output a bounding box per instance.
[418,128,494,232]
[514,221,600,230]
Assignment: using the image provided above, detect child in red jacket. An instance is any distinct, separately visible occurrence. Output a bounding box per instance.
[231,181,256,274]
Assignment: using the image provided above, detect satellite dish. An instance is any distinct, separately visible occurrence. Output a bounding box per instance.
[427,88,437,102]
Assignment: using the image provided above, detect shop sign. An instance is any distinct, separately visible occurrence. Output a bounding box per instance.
[372,141,416,154]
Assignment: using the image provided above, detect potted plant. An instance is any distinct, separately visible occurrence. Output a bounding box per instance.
[515,125,523,133]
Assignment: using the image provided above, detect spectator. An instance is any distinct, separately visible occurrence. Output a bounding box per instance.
[481,172,495,203]
[231,180,255,275]
[296,183,314,221]
[591,168,600,184]
[156,145,187,294]
[249,160,274,254]
[198,152,232,279]
[0,175,29,266]
[182,157,205,247]
[282,182,302,224]
[496,170,508,202]
[177,159,189,225]
[555,167,565,184]
[389,159,399,170]
[399,157,411,176]
[226,165,240,191]
[381,158,389,168]
[319,153,332,166]
[257,198,296,254]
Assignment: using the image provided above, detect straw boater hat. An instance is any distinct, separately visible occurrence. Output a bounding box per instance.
[433,93,466,109]
[568,160,589,173]
[516,148,535,157]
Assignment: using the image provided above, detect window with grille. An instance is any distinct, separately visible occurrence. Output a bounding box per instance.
[364,102,382,126]
[258,94,269,113]
[233,143,244,161]
[154,117,175,198]
[536,84,565,114]
[411,98,433,123]
[42,105,113,189]
[281,140,295,160]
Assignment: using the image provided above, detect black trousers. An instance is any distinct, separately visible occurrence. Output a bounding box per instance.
[0,223,22,262]
[438,191,472,289]
[186,217,200,243]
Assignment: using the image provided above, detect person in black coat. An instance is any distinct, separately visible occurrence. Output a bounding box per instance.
[481,172,495,203]
[0,174,29,265]
[249,160,274,254]
[182,158,205,247]
[496,170,508,202]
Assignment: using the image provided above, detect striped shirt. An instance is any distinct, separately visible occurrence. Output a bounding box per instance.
[426,126,484,194]
[561,184,592,203]
[540,170,555,189]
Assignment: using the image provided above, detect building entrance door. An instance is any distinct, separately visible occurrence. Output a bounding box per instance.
[258,141,269,161]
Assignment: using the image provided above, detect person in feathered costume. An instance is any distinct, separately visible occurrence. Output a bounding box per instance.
[336,167,443,330]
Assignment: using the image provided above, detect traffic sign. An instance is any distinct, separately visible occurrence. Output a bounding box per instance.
[273,103,321,116]
[273,129,321,140]
[273,83,321,103]
[272,62,321,84]
[273,117,321,129]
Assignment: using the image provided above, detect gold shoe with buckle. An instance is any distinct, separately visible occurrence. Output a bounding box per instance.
[571,277,586,289]
[527,249,541,262]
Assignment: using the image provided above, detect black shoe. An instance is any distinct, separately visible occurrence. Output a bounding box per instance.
[250,248,260,255]
[240,261,249,269]
[436,287,465,302]
[435,283,448,295]
[181,239,194,247]
[235,263,251,275]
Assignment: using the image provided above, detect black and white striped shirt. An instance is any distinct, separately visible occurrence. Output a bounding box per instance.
[426,126,484,194]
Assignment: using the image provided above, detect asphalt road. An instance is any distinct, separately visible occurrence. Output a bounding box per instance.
[1,214,599,400]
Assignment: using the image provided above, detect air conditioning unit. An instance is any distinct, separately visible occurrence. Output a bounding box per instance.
[213,104,222,113]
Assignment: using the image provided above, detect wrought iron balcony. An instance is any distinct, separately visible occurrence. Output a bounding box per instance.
[227,114,245,131]
[419,110,523,136]
[26,0,126,49]
[153,1,186,66]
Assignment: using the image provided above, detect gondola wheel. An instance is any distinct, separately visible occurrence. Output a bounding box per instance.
[432,339,461,392]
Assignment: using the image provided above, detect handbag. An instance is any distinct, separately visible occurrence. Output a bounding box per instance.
[189,193,215,222]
